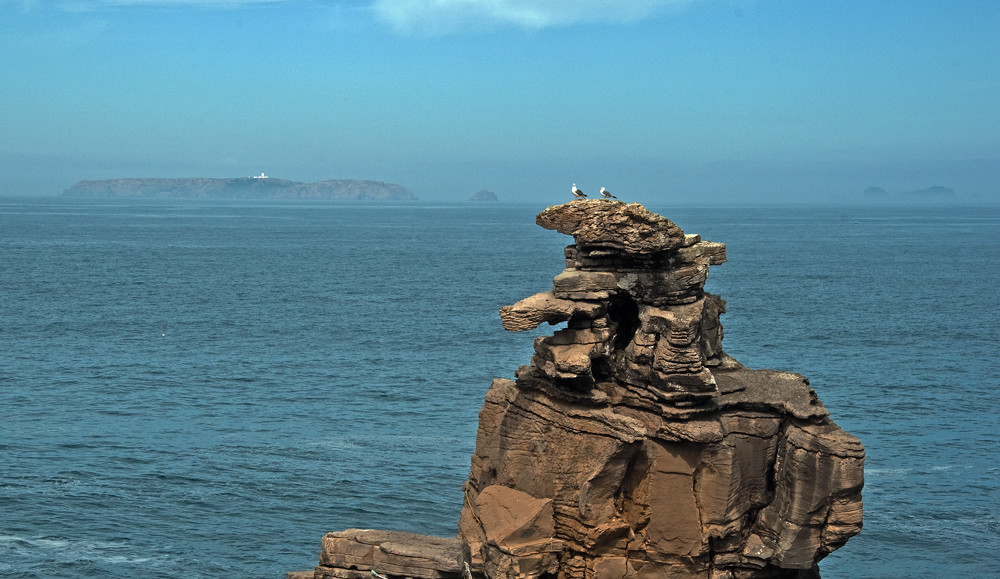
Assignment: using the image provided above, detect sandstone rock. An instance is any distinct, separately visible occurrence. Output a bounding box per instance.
[553,269,621,299]
[677,240,727,266]
[460,201,863,579]
[499,291,606,332]
[318,530,471,579]
[714,368,828,421]
[536,200,686,254]
[304,200,863,579]
[460,484,564,579]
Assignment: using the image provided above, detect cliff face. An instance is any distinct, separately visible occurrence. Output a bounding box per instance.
[304,201,863,579]
[62,177,415,200]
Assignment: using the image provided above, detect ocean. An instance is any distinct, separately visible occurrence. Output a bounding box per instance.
[1,198,998,578]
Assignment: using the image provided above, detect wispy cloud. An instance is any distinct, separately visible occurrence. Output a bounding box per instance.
[372,0,703,34]
[5,0,705,31]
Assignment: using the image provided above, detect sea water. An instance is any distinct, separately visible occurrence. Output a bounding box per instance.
[1,198,997,578]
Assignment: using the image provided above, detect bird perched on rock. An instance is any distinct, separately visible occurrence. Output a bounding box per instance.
[571,183,587,199]
[600,187,617,200]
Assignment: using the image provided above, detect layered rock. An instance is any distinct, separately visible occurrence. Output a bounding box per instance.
[510,201,727,407]
[303,200,863,579]
[314,530,471,579]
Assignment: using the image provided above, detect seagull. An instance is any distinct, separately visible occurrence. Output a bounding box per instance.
[600,187,617,200]
[572,183,587,199]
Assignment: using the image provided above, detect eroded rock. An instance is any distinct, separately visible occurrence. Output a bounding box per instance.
[318,530,471,579]
[499,291,607,332]
[536,200,686,254]
[461,200,864,579]
[306,200,863,579]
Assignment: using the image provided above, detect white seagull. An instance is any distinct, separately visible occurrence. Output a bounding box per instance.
[600,187,617,200]
[572,183,587,199]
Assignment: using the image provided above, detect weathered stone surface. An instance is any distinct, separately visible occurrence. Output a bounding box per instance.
[617,264,709,304]
[714,368,828,421]
[314,568,373,579]
[699,294,726,364]
[553,269,621,299]
[536,200,686,254]
[499,291,606,332]
[460,485,563,579]
[459,201,862,578]
[319,530,470,579]
[677,240,727,266]
[532,340,605,382]
[461,378,862,577]
[303,200,863,579]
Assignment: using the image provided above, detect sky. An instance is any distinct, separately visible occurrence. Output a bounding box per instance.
[2,0,999,203]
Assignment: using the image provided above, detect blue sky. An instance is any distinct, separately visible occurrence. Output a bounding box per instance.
[2,0,999,203]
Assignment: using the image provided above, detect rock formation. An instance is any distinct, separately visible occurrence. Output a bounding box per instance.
[471,190,499,202]
[299,200,863,579]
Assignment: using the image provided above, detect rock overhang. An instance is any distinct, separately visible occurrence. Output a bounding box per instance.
[536,200,687,255]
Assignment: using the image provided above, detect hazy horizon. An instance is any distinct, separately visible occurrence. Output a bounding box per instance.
[3,0,999,205]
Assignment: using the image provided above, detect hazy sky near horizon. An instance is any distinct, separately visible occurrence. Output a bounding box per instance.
[2,0,999,203]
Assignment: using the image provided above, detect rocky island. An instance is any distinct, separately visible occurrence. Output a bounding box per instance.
[63,177,415,200]
[292,200,864,579]
[470,190,499,202]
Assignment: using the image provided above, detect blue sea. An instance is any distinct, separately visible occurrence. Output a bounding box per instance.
[1,198,998,579]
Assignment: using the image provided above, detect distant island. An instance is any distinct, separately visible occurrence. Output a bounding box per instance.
[63,177,415,200]
[862,185,957,204]
[469,189,498,202]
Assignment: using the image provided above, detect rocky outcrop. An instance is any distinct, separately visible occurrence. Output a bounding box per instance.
[315,530,471,579]
[302,200,863,579]
[62,177,415,200]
